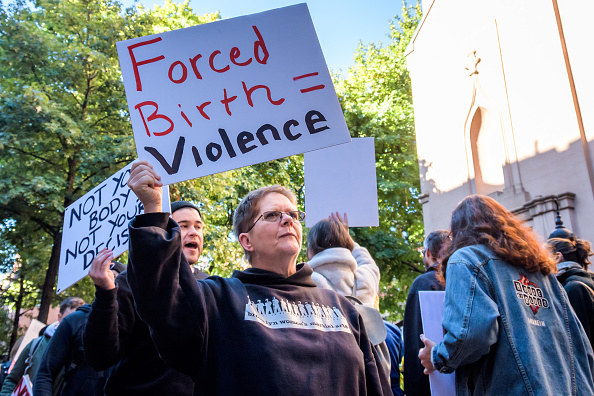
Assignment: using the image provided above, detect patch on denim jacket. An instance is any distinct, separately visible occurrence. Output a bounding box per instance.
[513,274,550,314]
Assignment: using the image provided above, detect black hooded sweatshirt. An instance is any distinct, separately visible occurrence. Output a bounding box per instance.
[557,266,594,346]
[34,305,105,396]
[84,268,206,395]
[127,213,391,396]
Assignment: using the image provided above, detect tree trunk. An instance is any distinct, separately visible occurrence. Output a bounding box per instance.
[37,231,62,323]
[8,272,25,354]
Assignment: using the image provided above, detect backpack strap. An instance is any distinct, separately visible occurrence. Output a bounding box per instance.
[564,276,594,329]
[23,336,43,376]
[565,275,594,297]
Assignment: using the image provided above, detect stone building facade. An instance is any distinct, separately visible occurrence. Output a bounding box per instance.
[406,0,594,242]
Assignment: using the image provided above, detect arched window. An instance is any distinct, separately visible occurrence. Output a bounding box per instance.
[469,107,505,195]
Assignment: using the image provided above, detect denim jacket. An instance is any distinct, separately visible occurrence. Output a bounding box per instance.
[432,244,594,395]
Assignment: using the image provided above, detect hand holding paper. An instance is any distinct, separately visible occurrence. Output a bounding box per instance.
[128,160,163,213]
[419,334,437,374]
[88,248,117,291]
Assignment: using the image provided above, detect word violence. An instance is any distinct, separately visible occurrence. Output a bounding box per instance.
[145,109,330,175]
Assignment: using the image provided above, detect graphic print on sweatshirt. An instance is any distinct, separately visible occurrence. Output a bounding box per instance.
[244,295,352,334]
[513,273,550,315]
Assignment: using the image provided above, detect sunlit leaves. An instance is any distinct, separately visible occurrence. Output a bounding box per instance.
[0,0,220,339]
[334,2,423,320]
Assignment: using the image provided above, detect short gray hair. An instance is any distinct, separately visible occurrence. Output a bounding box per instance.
[233,185,297,263]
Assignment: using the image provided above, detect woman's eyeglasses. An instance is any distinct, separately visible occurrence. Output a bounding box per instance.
[246,210,306,232]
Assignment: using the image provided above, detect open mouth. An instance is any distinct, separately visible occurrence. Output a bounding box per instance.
[185,242,199,249]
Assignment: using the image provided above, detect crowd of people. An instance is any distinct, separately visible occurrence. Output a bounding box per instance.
[1,159,593,395]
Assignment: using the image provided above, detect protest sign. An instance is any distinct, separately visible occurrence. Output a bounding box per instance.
[304,137,379,227]
[419,291,456,396]
[116,3,351,185]
[10,374,32,396]
[57,163,170,293]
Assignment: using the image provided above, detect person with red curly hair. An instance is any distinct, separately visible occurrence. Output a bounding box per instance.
[419,195,594,395]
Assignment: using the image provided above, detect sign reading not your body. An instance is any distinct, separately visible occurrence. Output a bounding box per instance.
[57,163,170,293]
[116,3,351,185]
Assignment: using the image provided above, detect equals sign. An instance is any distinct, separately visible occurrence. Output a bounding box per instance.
[293,72,325,93]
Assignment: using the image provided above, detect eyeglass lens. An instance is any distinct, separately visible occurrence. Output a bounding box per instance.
[262,211,304,222]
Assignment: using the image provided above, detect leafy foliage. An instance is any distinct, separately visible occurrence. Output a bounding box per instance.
[0,0,219,342]
[334,2,424,320]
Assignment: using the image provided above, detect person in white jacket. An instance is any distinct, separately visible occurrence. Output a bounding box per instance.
[307,212,380,308]
[307,213,404,396]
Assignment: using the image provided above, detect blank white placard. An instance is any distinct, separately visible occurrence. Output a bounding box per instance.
[304,137,378,228]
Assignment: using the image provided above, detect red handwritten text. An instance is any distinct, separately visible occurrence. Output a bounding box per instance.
[126,26,270,91]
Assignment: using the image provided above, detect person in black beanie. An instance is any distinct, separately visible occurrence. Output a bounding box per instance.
[83,200,207,395]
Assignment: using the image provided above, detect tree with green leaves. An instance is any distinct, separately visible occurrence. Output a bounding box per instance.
[0,0,219,344]
[334,2,424,320]
[0,218,58,353]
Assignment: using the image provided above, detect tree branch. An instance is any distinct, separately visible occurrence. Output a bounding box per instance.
[30,65,53,103]
[91,114,114,127]
[0,204,59,235]
[402,260,425,274]
[4,145,58,166]
[70,158,130,196]
[69,91,82,107]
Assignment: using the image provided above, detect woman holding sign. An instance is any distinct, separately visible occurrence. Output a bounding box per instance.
[125,160,391,395]
[418,195,594,395]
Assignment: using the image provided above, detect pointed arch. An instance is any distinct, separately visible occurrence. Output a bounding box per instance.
[469,106,505,195]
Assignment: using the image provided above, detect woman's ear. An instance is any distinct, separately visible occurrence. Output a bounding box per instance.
[239,233,255,252]
[554,251,564,264]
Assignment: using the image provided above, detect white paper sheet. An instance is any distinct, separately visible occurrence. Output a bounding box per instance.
[304,137,378,227]
[419,291,456,396]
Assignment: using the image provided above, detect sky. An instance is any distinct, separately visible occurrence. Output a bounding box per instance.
[123,0,406,73]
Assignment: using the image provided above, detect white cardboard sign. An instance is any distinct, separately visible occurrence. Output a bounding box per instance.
[419,291,456,396]
[304,137,379,227]
[116,3,351,185]
[10,374,32,396]
[57,162,170,293]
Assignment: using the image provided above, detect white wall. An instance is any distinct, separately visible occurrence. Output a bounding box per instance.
[408,0,594,242]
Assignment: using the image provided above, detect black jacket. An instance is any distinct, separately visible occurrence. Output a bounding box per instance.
[34,305,105,396]
[402,268,444,396]
[127,212,391,396]
[84,269,207,396]
[557,267,594,346]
